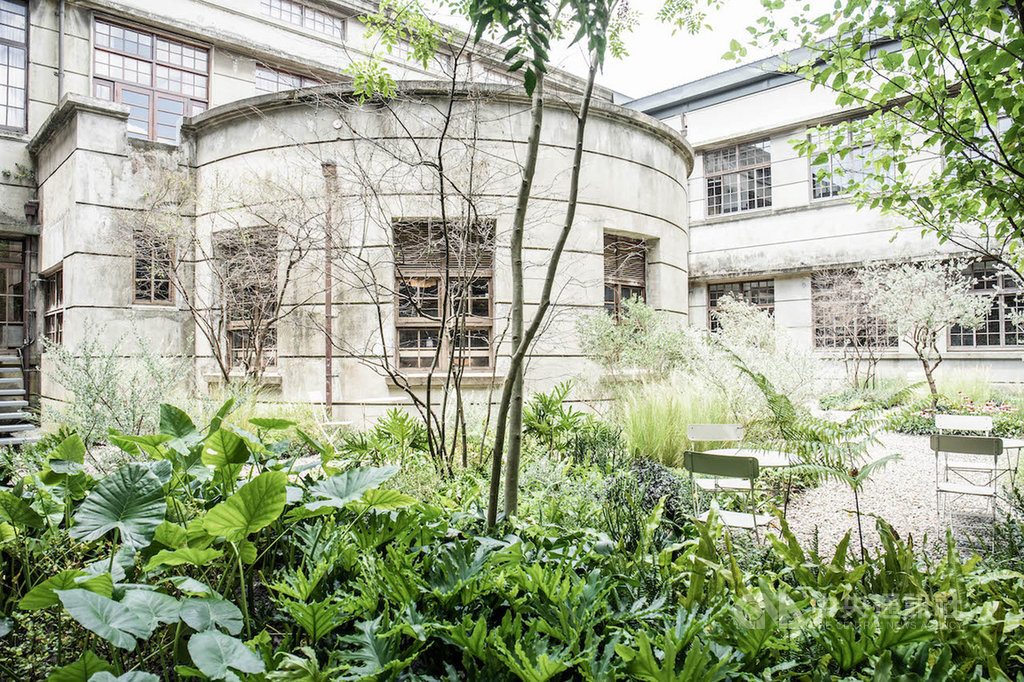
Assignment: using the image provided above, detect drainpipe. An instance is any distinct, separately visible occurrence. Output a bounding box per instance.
[321,162,337,417]
[57,0,66,99]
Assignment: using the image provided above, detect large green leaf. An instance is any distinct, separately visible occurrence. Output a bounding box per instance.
[179,597,243,635]
[120,589,181,633]
[144,547,223,572]
[160,404,196,438]
[0,490,43,529]
[201,429,249,468]
[153,520,188,548]
[44,650,113,682]
[249,417,295,430]
[108,431,172,461]
[49,433,86,465]
[90,673,160,682]
[203,471,287,541]
[349,488,418,512]
[70,464,166,549]
[305,466,400,511]
[188,630,265,681]
[19,569,113,610]
[56,589,150,651]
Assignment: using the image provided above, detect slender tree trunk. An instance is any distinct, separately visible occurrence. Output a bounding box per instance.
[488,54,601,524]
[486,69,545,526]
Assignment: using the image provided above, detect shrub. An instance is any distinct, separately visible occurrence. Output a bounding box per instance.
[43,328,190,444]
[616,379,734,466]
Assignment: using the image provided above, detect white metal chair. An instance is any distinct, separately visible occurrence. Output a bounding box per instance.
[683,451,772,540]
[686,424,747,492]
[932,434,1002,525]
[935,414,1021,481]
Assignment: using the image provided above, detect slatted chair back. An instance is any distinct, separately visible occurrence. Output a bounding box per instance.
[935,414,994,434]
[686,423,744,443]
[683,451,759,483]
[930,434,1002,457]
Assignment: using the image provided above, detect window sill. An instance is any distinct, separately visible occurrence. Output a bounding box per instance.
[203,370,282,386]
[386,371,505,388]
[695,206,775,226]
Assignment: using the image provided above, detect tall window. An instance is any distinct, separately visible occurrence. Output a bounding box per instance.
[394,218,494,370]
[705,140,771,216]
[43,269,63,345]
[707,279,774,330]
[134,231,172,304]
[0,0,27,131]
[950,261,1024,348]
[604,234,646,319]
[261,0,346,41]
[93,20,209,143]
[808,120,882,199]
[255,64,322,94]
[216,229,278,373]
[812,270,897,349]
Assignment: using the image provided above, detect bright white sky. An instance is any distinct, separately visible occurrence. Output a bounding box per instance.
[429,0,834,100]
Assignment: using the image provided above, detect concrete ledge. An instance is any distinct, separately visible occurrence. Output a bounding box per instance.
[28,94,130,157]
[183,80,695,177]
[386,370,506,388]
[202,371,283,387]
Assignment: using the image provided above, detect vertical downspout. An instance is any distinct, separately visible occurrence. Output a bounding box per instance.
[57,0,66,99]
[321,162,337,418]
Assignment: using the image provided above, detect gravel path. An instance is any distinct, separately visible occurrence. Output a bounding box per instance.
[781,432,1006,557]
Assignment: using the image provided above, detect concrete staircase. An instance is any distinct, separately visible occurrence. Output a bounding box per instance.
[0,352,38,447]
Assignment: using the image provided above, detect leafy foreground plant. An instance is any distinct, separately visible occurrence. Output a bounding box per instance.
[2,402,1024,680]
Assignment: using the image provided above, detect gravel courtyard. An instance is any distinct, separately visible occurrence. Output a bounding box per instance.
[781,431,1013,557]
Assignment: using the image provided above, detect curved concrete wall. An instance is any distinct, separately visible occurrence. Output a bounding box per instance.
[187,83,691,419]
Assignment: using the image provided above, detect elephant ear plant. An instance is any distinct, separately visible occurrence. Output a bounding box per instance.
[1,400,411,680]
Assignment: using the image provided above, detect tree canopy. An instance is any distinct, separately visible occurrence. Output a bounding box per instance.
[740,0,1024,276]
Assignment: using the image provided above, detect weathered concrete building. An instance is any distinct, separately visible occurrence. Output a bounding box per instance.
[2,0,692,432]
[627,55,1024,385]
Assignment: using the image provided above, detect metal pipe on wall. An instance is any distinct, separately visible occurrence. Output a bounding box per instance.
[57,0,66,99]
[321,162,337,416]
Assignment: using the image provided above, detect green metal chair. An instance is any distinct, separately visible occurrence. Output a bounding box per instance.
[932,434,1002,525]
[683,450,772,540]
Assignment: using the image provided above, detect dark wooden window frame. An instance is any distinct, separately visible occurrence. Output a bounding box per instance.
[42,267,63,345]
[133,230,173,305]
[393,218,495,371]
[603,234,647,320]
[92,17,210,143]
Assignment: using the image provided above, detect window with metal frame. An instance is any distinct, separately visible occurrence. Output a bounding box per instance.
[603,234,646,319]
[707,279,774,330]
[0,0,27,131]
[393,218,494,370]
[950,260,1024,348]
[43,269,63,345]
[811,270,897,349]
[808,119,888,200]
[705,140,771,216]
[133,230,172,304]
[92,19,209,143]
[255,63,323,94]
[260,0,346,41]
